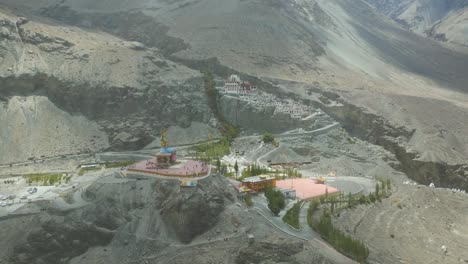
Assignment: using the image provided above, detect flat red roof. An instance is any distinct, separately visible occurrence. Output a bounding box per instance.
[276,178,339,200]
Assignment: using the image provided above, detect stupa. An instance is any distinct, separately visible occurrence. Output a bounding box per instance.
[155,129,177,168]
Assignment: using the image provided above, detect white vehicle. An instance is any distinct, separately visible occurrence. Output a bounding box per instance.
[7,200,13,206]
[0,202,6,207]
[27,187,38,194]
[1,196,7,201]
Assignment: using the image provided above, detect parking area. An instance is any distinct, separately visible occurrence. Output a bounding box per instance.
[324,176,376,195]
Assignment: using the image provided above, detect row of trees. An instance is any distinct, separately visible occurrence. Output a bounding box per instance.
[191,137,231,162]
[282,202,301,229]
[376,178,392,198]
[319,179,393,213]
[307,199,320,226]
[352,179,392,207]
[313,211,369,263]
[306,179,393,263]
[78,166,100,176]
[265,186,286,216]
[104,161,135,169]
[283,168,302,178]
[237,163,303,180]
[26,173,71,185]
[240,163,269,179]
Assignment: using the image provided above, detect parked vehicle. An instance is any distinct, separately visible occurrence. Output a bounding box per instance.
[27,187,38,194]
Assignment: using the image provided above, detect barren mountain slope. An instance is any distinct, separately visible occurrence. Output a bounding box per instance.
[21,0,468,91]
[0,8,214,163]
[365,0,468,46]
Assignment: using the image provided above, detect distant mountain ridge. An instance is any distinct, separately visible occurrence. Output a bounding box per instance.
[365,0,468,46]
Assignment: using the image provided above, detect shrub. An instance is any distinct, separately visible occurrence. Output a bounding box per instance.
[244,194,253,207]
[262,132,275,144]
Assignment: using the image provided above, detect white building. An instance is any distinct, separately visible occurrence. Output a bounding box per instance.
[223,74,257,95]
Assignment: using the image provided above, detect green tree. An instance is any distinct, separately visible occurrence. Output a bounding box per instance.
[244,194,253,207]
[330,198,335,214]
[311,200,320,211]
[386,179,391,190]
[264,185,273,199]
[216,157,221,172]
[203,72,218,115]
[307,200,320,227]
[234,160,239,178]
[262,132,275,144]
[266,188,285,216]
[375,183,380,198]
[348,192,353,208]
[381,181,386,197]
[320,194,326,204]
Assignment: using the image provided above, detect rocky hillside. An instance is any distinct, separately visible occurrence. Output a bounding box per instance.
[365,0,468,46]
[2,174,236,264]
[0,9,215,164]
